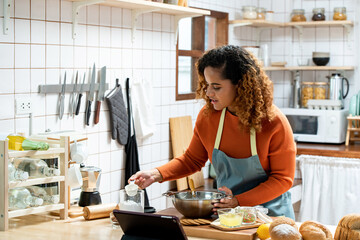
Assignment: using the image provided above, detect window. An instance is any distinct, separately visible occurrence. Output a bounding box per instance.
[176,10,229,101]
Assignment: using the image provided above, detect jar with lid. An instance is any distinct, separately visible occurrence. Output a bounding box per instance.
[312,8,326,21]
[256,7,266,20]
[314,82,328,99]
[242,6,257,20]
[301,82,314,108]
[333,7,347,20]
[291,9,306,22]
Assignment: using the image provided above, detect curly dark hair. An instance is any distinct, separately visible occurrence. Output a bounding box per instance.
[196,45,275,132]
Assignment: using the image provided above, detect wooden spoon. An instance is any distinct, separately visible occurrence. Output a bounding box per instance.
[188,178,196,198]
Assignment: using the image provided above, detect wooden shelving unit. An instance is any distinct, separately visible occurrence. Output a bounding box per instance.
[264,66,355,71]
[66,0,210,41]
[0,137,69,231]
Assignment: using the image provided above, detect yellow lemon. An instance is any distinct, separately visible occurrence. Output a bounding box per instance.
[256,223,271,240]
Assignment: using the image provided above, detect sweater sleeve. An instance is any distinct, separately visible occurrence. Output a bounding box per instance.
[235,114,296,206]
[157,112,209,181]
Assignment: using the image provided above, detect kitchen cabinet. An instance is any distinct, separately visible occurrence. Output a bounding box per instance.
[66,0,210,42]
[229,19,354,71]
[0,137,69,231]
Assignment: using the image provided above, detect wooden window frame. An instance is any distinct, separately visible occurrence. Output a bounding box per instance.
[175,10,229,101]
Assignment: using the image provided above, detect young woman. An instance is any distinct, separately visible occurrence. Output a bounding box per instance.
[130,45,296,218]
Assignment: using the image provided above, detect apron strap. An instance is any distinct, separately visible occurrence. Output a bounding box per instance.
[250,128,257,156]
[214,108,226,149]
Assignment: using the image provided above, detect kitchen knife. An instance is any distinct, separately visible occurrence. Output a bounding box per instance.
[85,64,96,126]
[94,66,106,124]
[58,72,66,120]
[75,72,86,116]
[69,71,78,117]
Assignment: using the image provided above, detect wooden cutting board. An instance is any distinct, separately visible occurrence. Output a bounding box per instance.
[169,116,205,191]
[157,208,258,240]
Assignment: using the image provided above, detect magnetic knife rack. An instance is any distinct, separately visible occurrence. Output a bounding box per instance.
[38,83,109,94]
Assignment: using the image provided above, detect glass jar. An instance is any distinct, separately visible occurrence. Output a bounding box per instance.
[301,82,314,107]
[242,6,257,20]
[266,11,274,21]
[291,9,306,22]
[238,207,256,225]
[312,8,326,21]
[333,7,347,21]
[256,7,266,20]
[314,82,328,99]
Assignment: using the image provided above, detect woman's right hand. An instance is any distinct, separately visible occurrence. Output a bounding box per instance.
[128,169,163,189]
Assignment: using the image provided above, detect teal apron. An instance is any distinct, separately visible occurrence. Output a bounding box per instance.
[211,108,295,219]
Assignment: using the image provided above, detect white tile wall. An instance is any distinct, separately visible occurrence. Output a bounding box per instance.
[0,0,358,212]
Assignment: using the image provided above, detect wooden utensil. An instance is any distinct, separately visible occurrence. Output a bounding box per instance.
[68,203,119,220]
[169,116,205,191]
[188,178,196,198]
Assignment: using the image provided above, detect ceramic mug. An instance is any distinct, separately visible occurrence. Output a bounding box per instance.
[70,140,89,163]
[68,165,83,188]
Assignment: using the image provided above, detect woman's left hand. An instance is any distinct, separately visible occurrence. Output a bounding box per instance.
[212,186,239,212]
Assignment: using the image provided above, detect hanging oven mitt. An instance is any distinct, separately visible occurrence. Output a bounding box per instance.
[106,84,129,145]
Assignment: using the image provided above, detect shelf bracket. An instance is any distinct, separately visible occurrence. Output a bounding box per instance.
[131,9,157,43]
[342,24,352,49]
[174,15,196,45]
[72,0,105,39]
[3,0,12,35]
[293,25,304,51]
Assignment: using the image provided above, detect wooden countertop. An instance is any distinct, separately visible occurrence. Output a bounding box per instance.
[296,142,360,158]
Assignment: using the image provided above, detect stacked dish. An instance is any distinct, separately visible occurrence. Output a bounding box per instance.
[349,93,360,116]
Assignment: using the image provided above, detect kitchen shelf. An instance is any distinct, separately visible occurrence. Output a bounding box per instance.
[264,66,355,71]
[66,0,210,42]
[285,20,353,27]
[8,204,65,218]
[9,176,65,188]
[229,19,284,27]
[0,137,69,231]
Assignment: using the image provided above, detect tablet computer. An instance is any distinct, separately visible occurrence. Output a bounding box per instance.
[113,209,188,240]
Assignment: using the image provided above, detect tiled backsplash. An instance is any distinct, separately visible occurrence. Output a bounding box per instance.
[0,0,358,211]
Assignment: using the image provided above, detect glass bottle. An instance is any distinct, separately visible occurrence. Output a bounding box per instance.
[14,158,60,178]
[26,186,60,204]
[242,6,257,20]
[256,7,266,20]
[291,9,306,22]
[333,7,347,20]
[301,82,314,108]
[8,159,29,181]
[312,8,326,21]
[8,187,43,210]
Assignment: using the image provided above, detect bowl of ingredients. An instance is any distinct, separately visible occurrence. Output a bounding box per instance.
[218,208,244,228]
[312,52,330,66]
[237,206,257,225]
[163,190,227,218]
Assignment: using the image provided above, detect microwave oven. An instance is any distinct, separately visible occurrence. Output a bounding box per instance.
[280,108,348,144]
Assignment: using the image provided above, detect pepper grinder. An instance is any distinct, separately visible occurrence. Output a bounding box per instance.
[291,71,301,108]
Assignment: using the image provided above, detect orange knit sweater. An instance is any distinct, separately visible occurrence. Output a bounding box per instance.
[157,105,296,206]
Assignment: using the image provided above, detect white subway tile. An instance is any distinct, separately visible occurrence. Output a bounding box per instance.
[153,13,161,31]
[14,69,30,93]
[100,27,111,47]
[14,44,30,68]
[46,0,60,21]
[60,0,72,22]
[99,6,111,26]
[31,20,45,44]
[61,45,74,68]
[99,152,111,173]
[31,94,46,117]
[142,12,153,31]
[61,23,74,45]
[15,0,30,18]
[74,24,87,46]
[0,119,15,133]
[161,14,171,32]
[87,47,99,67]
[87,25,99,47]
[87,5,99,25]
[111,28,122,48]
[46,22,60,44]
[31,0,45,20]
[122,9,132,28]
[110,170,121,191]
[74,46,87,69]
[15,19,30,43]
[99,47,111,67]
[111,7,122,28]
[31,45,45,68]
[111,48,122,69]
[46,45,60,68]
[0,69,14,94]
[0,95,14,119]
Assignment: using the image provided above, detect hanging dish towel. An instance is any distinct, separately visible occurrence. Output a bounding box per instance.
[131,77,155,139]
[106,84,128,145]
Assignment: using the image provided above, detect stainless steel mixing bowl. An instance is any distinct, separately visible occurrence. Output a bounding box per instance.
[163,190,227,218]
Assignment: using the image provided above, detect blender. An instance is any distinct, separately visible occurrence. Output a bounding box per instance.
[78,165,102,207]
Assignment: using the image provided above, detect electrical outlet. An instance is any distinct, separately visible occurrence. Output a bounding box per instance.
[16,98,32,115]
